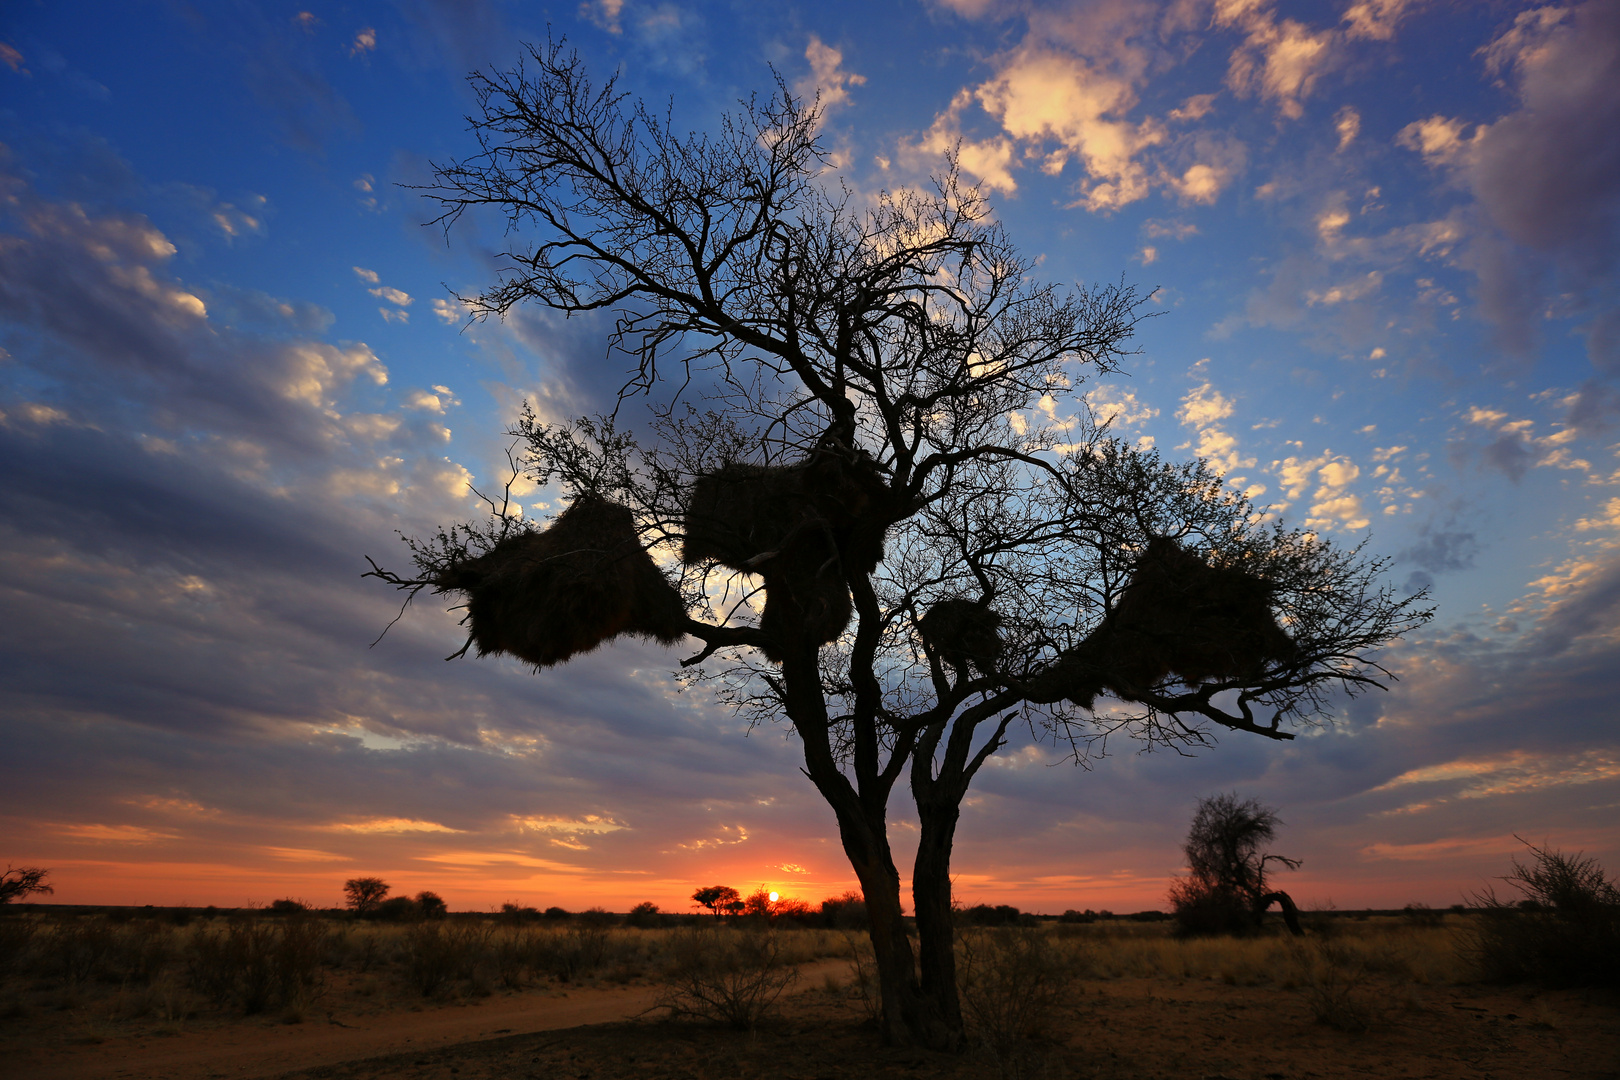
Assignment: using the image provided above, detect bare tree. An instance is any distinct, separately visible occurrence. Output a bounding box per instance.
[1168,793,1303,936]
[368,41,1430,1049]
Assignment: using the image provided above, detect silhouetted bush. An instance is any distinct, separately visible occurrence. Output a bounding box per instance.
[415,891,449,919]
[402,920,490,996]
[957,928,1075,1056]
[268,899,308,915]
[656,926,799,1030]
[542,906,571,921]
[626,901,662,928]
[1470,839,1620,987]
[186,916,328,1014]
[963,904,1031,927]
[819,891,867,930]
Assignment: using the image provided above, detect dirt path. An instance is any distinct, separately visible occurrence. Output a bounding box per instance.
[13,959,849,1080]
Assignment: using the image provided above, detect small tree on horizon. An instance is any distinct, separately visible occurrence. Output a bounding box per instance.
[692,884,742,920]
[343,876,389,916]
[368,41,1429,1049]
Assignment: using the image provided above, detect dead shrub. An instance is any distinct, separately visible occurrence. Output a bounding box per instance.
[656,926,799,1030]
[957,928,1076,1055]
[1289,938,1379,1032]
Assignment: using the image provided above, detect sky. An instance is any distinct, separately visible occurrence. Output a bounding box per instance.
[1,0,1617,915]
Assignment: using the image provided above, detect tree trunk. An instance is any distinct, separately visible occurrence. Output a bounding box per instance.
[835,805,961,1048]
[1259,890,1304,936]
[911,795,965,1049]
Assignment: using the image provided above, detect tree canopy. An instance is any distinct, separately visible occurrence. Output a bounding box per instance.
[369,40,1431,1049]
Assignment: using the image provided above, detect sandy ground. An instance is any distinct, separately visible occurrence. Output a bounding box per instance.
[8,964,1618,1080]
[284,977,1620,1080]
[9,960,845,1080]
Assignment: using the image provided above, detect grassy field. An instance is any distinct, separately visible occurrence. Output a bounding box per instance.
[0,906,1474,1033]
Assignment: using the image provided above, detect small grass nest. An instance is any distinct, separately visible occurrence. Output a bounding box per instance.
[435,495,687,668]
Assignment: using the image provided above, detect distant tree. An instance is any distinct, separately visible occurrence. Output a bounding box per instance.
[542,906,571,921]
[415,890,448,919]
[268,898,308,915]
[369,42,1430,1048]
[343,876,390,916]
[0,866,52,906]
[692,885,741,920]
[1168,793,1302,936]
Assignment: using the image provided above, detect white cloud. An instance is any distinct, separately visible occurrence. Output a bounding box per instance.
[352,266,380,284]
[349,27,376,57]
[1216,1,1336,119]
[369,285,412,307]
[797,35,866,112]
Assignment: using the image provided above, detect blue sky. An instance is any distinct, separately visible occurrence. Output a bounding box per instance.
[2,0,1617,912]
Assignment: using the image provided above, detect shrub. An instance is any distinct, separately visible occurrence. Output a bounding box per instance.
[375,896,423,922]
[656,926,799,1030]
[819,891,867,930]
[542,906,571,921]
[1289,938,1379,1032]
[963,904,1028,927]
[1469,839,1620,987]
[186,916,329,1014]
[402,920,490,996]
[957,928,1075,1054]
[415,891,449,919]
[268,899,308,915]
[626,901,662,928]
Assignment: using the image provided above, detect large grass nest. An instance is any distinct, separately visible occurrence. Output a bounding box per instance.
[682,437,902,661]
[920,598,1003,674]
[1051,538,1294,708]
[434,495,687,669]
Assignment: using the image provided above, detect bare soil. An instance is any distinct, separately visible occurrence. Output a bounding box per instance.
[8,966,1616,1080]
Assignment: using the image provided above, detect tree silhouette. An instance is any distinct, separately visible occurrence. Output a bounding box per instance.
[343,877,389,916]
[692,884,741,920]
[0,866,52,905]
[1168,793,1303,936]
[368,41,1430,1049]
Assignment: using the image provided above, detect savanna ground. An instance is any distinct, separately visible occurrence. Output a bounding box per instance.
[2,908,1615,1080]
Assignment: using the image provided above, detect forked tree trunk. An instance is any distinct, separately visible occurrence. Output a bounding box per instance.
[1258,890,1304,936]
[835,806,961,1049]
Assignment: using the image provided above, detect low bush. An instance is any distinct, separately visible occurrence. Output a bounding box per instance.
[402,920,490,996]
[957,928,1076,1054]
[186,915,329,1015]
[1469,839,1620,987]
[1289,938,1380,1032]
[656,926,799,1030]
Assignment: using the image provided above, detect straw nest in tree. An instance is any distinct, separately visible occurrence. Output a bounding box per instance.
[434,495,687,669]
[682,438,901,661]
[1051,538,1294,707]
[920,598,1003,674]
